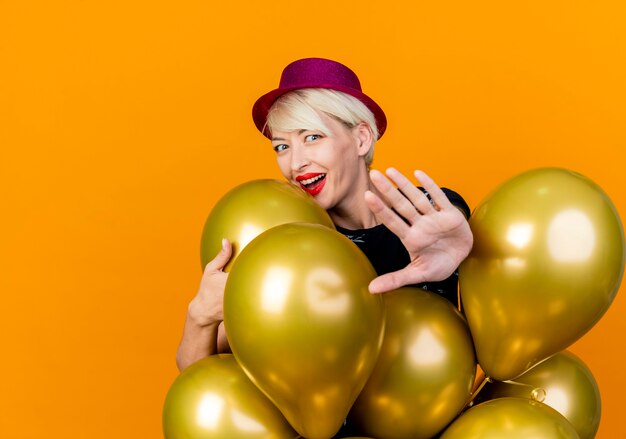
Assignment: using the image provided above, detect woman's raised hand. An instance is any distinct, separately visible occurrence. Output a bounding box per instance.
[364,168,473,294]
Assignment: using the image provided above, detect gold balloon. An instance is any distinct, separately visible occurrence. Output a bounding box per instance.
[460,168,625,381]
[348,287,476,439]
[440,397,580,439]
[224,223,385,439]
[200,179,334,271]
[162,354,298,439]
[479,350,600,439]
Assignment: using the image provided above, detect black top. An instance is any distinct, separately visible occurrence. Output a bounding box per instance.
[335,187,470,307]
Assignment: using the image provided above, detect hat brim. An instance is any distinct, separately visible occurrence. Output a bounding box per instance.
[252,84,387,140]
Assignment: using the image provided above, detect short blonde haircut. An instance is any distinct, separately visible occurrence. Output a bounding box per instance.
[265,89,379,165]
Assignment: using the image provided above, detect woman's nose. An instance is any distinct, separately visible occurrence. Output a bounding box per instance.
[290,145,310,171]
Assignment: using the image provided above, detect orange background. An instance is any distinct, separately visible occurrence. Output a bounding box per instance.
[1,1,625,437]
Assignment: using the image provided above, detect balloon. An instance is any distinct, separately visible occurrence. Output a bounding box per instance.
[224,223,385,439]
[200,179,334,271]
[348,287,476,439]
[162,354,298,439]
[440,397,580,439]
[460,168,625,381]
[479,350,600,439]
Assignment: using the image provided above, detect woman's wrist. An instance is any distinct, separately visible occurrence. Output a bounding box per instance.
[187,300,220,328]
[177,312,220,370]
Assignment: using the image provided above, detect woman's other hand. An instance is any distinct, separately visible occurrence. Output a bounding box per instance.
[365,168,473,294]
[176,239,232,371]
[189,239,231,327]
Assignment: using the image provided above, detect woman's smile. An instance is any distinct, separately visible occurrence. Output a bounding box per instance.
[296,172,327,196]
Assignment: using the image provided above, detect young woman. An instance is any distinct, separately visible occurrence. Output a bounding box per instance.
[176,58,473,371]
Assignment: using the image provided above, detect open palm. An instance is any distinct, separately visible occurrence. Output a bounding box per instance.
[365,168,473,294]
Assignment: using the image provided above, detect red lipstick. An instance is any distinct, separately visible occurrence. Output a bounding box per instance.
[295,173,326,196]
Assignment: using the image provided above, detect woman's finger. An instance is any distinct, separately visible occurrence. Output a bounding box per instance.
[385,168,438,215]
[369,169,422,222]
[204,238,233,273]
[364,190,410,239]
[413,170,454,211]
[368,267,426,294]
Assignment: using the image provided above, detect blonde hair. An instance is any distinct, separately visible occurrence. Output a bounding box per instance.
[265,89,379,165]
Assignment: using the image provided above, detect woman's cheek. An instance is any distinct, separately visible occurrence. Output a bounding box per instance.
[276,156,291,179]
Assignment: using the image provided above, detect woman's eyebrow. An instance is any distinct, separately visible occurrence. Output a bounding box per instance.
[272,129,308,141]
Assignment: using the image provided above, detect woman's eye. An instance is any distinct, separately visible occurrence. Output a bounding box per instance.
[304,134,322,142]
[273,144,288,153]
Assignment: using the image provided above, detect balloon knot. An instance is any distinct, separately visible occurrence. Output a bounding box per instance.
[531,387,547,402]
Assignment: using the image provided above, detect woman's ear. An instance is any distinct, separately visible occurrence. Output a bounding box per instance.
[354,122,374,157]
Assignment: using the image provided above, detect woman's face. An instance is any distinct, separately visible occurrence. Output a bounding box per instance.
[271,113,372,213]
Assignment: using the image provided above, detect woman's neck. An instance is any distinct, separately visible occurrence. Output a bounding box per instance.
[327,170,383,230]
